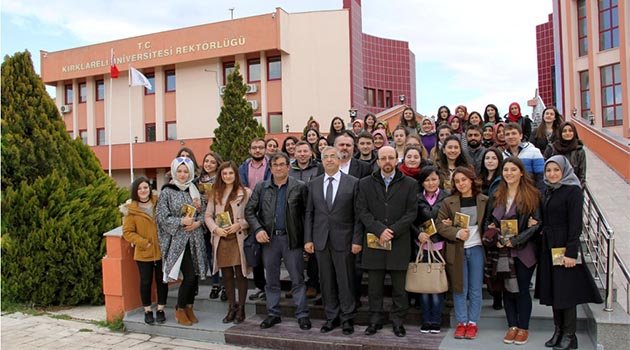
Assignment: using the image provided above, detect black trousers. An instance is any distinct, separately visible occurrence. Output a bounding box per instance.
[177,244,199,309]
[253,264,266,290]
[137,260,168,307]
[553,306,577,334]
[306,253,320,290]
[503,258,535,329]
[367,269,408,326]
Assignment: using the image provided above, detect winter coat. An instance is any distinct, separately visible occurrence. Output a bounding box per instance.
[289,159,323,183]
[544,142,587,186]
[413,189,450,245]
[436,193,488,293]
[357,170,418,271]
[156,184,208,281]
[205,187,252,277]
[121,194,161,262]
[238,158,271,188]
[535,185,603,309]
[245,177,308,250]
[503,142,545,193]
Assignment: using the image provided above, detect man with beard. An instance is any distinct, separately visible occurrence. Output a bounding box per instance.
[335,131,372,179]
[464,125,486,173]
[354,131,378,171]
[239,137,271,301]
[357,146,418,338]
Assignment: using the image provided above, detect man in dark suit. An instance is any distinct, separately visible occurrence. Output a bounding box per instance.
[304,146,363,335]
[335,131,372,179]
[357,146,418,338]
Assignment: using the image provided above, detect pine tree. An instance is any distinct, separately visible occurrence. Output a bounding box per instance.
[212,63,266,164]
[1,51,127,306]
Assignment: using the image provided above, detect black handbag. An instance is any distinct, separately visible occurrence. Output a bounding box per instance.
[243,232,262,267]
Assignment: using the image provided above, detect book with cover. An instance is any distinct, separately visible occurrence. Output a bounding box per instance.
[198,183,213,194]
[421,219,437,236]
[181,204,196,218]
[454,212,470,229]
[366,233,392,251]
[215,211,233,229]
[501,219,519,237]
[551,247,583,266]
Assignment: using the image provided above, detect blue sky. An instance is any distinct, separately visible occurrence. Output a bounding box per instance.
[1,0,553,117]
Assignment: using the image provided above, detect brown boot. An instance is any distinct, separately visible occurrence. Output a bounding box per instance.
[223,304,238,324]
[185,305,198,324]
[175,307,192,326]
[234,304,245,324]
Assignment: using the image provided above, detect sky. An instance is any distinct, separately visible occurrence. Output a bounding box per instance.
[1,0,553,117]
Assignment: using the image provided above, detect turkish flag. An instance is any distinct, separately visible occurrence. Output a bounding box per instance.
[110,49,119,79]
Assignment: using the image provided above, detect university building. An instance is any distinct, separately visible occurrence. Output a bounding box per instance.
[39,0,416,187]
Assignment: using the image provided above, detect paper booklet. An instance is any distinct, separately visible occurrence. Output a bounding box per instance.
[552,247,583,266]
[366,233,392,251]
[198,183,213,194]
[180,204,197,218]
[454,212,470,229]
[421,219,437,236]
[215,211,233,229]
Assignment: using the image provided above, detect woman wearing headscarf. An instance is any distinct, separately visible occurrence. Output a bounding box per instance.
[544,122,586,186]
[157,157,209,326]
[536,156,602,349]
[419,116,437,155]
[372,129,389,150]
[506,102,532,141]
[493,122,508,152]
[455,105,469,127]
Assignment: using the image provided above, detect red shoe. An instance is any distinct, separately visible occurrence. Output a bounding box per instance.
[454,323,467,339]
[464,323,478,340]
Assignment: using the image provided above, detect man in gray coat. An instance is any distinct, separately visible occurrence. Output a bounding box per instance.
[357,146,418,338]
[304,147,363,335]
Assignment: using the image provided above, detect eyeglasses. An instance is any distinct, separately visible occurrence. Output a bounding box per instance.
[176,157,193,164]
[271,163,288,168]
[250,146,265,150]
[322,154,339,160]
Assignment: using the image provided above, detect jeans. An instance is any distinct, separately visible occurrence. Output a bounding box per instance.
[453,245,484,324]
[419,248,444,324]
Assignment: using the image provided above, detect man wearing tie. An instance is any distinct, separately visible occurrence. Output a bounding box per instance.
[304,147,363,335]
[357,146,418,337]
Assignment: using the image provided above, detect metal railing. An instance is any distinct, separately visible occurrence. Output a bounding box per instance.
[582,185,630,313]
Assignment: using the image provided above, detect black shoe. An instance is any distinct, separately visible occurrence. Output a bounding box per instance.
[209,285,220,299]
[364,323,382,336]
[393,325,406,337]
[355,300,363,310]
[553,334,577,350]
[144,310,155,325]
[260,316,281,329]
[249,289,265,301]
[492,295,503,310]
[342,320,354,335]
[420,323,431,334]
[430,323,441,334]
[320,318,340,333]
[155,310,166,324]
[545,327,562,347]
[298,317,312,330]
[220,287,228,301]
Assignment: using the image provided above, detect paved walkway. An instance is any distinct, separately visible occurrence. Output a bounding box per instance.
[0,310,255,350]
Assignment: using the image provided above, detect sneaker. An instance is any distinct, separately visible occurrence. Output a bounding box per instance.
[514,328,529,345]
[155,310,166,324]
[420,323,431,334]
[454,323,467,339]
[249,289,265,301]
[430,323,441,334]
[305,287,318,298]
[464,323,478,340]
[144,310,155,325]
[209,285,220,299]
[220,287,227,301]
[503,327,519,344]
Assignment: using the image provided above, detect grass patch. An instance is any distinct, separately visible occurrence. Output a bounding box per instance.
[94,317,125,332]
[78,328,93,332]
[0,301,45,316]
[50,314,73,320]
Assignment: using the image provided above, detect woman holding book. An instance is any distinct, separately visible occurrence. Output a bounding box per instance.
[536,156,602,350]
[121,177,168,325]
[482,157,542,346]
[414,166,450,334]
[156,157,208,326]
[205,161,252,324]
[436,166,488,340]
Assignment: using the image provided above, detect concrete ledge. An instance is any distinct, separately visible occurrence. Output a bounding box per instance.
[583,301,630,349]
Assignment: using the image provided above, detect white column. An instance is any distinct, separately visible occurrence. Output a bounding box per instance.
[260,51,268,131]
[155,66,165,142]
[86,77,96,145]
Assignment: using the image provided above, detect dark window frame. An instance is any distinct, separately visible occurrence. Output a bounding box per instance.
[96,127,106,145]
[165,70,176,92]
[144,73,155,95]
[600,63,622,127]
[267,56,282,81]
[248,59,261,83]
[579,70,590,118]
[223,62,235,85]
[577,0,588,56]
[79,82,87,103]
[145,123,156,142]
[268,112,283,133]
[165,121,177,140]
[598,0,619,51]
[96,80,105,101]
[65,84,73,105]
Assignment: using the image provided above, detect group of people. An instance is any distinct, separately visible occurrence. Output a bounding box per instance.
[121,103,601,350]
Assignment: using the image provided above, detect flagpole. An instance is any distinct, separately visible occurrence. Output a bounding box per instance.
[128,64,134,183]
[108,49,114,177]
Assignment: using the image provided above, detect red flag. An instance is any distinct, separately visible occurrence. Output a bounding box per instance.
[110,49,119,79]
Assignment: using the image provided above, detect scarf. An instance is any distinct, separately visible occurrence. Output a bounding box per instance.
[507,102,522,123]
[170,157,201,200]
[372,129,390,147]
[544,155,581,189]
[399,162,421,178]
[551,122,579,155]
[448,115,462,133]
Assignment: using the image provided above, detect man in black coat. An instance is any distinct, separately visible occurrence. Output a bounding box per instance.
[304,146,363,335]
[357,146,418,337]
[335,131,372,179]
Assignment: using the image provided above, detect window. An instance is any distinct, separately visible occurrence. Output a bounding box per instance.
[223,62,235,84]
[165,70,176,92]
[145,123,156,142]
[577,0,588,56]
[377,90,384,108]
[96,80,105,101]
[65,84,73,104]
[600,63,622,126]
[248,59,261,82]
[385,90,393,108]
[268,56,281,80]
[579,70,590,118]
[79,83,87,103]
[599,0,619,50]
[269,113,283,133]
[96,128,106,145]
[364,88,375,107]
[166,122,177,140]
[144,73,155,95]
[79,129,88,144]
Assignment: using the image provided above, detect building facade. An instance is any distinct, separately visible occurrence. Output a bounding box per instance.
[537,13,556,107]
[39,0,416,187]
[553,0,629,180]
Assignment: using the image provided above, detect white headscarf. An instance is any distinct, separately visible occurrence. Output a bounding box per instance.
[544,155,581,189]
[170,157,201,200]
